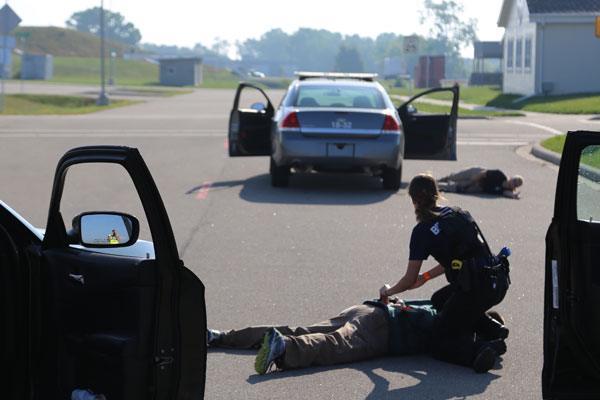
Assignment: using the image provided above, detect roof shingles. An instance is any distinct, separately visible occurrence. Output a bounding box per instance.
[527,0,600,14]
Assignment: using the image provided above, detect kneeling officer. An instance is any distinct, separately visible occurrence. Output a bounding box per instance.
[380,173,511,373]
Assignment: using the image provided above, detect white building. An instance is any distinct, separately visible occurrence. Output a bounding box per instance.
[498,0,600,96]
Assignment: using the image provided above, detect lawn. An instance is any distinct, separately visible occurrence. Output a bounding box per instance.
[0,94,137,115]
[391,99,524,118]
[541,134,600,170]
[387,83,600,114]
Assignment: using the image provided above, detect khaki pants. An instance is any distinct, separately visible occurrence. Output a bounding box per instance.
[219,304,389,369]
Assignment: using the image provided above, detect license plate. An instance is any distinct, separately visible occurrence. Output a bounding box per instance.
[327,143,354,157]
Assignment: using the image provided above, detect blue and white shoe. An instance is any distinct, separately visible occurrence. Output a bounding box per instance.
[254,328,286,374]
[206,329,224,347]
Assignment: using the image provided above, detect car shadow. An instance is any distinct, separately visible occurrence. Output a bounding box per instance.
[245,355,500,399]
[187,173,409,205]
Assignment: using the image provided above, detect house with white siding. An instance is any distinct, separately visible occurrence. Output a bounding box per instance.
[498,0,600,96]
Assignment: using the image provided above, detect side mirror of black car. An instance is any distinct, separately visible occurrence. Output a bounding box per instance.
[70,212,140,248]
[250,102,267,112]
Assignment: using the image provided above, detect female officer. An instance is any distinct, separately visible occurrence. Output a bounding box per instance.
[379,173,509,373]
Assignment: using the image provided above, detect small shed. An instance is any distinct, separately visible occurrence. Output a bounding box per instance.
[159,57,203,86]
[21,53,53,80]
[469,41,503,86]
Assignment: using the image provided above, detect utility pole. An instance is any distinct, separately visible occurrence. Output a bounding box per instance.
[97,0,109,105]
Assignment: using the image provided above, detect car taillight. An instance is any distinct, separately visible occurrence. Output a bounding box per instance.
[382,115,399,131]
[281,112,300,128]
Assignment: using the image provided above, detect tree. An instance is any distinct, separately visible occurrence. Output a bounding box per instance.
[419,0,477,56]
[66,7,142,46]
[333,45,364,73]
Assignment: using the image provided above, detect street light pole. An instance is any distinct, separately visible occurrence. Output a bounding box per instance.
[97,0,109,105]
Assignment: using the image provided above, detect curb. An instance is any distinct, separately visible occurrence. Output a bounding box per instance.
[532,142,600,182]
[531,143,561,166]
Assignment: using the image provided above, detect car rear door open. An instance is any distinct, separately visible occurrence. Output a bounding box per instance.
[543,131,600,399]
[398,85,459,161]
[228,83,274,156]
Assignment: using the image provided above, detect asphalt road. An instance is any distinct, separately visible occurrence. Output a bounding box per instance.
[1,87,597,399]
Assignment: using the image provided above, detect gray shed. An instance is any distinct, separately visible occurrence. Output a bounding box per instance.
[159,57,203,86]
[21,54,53,80]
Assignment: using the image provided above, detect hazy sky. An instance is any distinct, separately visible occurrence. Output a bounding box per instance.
[8,0,505,55]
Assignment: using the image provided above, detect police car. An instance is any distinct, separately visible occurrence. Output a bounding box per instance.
[228,72,459,190]
[1,146,206,399]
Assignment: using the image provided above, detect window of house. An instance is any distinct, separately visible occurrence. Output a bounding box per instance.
[506,39,514,71]
[515,38,523,70]
[524,38,532,70]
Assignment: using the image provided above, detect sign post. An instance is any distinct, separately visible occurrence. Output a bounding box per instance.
[0,4,21,112]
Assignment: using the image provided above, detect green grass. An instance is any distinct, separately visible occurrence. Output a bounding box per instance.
[541,134,600,169]
[387,83,600,114]
[391,99,524,118]
[0,94,137,115]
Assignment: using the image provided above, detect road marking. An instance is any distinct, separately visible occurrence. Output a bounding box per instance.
[458,141,528,146]
[195,182,213,200]
[503,120,563,135]
[224,138,228,150]
[0,131,226,138]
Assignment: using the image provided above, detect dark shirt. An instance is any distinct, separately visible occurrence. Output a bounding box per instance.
[480,169,507,194]
[408,206,488,282]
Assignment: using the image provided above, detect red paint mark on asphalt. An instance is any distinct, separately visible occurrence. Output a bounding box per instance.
[196,182,213,200]
[224,138,228,150]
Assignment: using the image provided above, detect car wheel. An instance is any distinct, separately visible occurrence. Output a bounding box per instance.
[270,157,290,187]
[382,166,402,191]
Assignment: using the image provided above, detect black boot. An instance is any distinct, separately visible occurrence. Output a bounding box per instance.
[472,343,498,373]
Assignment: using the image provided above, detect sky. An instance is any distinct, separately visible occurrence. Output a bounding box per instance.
[7,0,506,56]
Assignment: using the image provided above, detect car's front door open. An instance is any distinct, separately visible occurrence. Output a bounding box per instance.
[228,82,274,156]
[398,85,459,160]
[543,131,600,399]
[37,146,206,400]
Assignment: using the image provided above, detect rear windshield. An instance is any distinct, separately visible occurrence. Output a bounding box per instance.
[295,85,386,109]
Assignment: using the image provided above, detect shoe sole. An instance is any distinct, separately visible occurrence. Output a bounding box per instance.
[473,347,497,373]
[255,331,273,375]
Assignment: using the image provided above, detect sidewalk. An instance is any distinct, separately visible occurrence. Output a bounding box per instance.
[391,94,514,113]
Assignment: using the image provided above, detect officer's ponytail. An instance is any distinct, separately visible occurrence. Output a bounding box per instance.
[408,174,442,222]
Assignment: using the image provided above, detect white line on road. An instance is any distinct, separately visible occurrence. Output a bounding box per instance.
[0,131,225,138]
[458,141,528,146]
[503,120,563,135]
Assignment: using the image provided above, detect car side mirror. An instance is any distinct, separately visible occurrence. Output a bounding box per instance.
[250,102,267,112]
[72,212,140,248]
[406,104,418,114]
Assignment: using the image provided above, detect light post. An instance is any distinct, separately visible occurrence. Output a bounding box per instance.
[96,0,109,105]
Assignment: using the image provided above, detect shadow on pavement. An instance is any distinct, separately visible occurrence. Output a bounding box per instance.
[245,355,499,399]
[187,173,408,205]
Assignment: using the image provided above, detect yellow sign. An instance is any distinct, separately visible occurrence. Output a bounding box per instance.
[596,16,600,38]
[451,260,463,270]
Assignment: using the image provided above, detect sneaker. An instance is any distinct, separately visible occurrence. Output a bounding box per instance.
[206,329,224,347]
[255,328,286,375]
[472,345,498,373]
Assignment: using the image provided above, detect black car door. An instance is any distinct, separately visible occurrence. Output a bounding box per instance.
[35,146,206,400]
[543,131,600,399]
[228,82,274,156]
[397,85,459,160]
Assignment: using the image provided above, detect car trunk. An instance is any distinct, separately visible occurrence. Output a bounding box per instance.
[297,109,386,139]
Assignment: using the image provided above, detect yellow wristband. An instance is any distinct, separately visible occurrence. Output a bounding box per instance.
[422,272,432,281]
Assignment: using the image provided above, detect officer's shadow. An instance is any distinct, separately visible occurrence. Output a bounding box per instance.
[246,354,501,399]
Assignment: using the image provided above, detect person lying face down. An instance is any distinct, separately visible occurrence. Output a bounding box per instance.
[207,299,507,375]
[437,167,524,199]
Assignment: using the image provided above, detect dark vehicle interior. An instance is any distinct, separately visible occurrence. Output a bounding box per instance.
[229,82,273,156]
[398,85,459,160]
[1,146,207,400]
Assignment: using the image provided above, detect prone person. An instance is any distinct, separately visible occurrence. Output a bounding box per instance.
[437,167,523,199]
[207,298,507,375]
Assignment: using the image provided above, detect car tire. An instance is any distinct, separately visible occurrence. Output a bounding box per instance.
[382,166,402,191]
[270,157,290,187]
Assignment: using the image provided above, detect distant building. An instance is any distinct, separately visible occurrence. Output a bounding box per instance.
[159,57,203,86]
[21,54,53,80]
[414,55,445,88]
[470,41,503,86]
[382,56,407,79]
[498,0,600,96]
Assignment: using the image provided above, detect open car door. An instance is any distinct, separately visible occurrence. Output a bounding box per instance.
[33,146,206,400]
[397,85,459,160]
[543,131,600,399]
[228,82,274,156]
